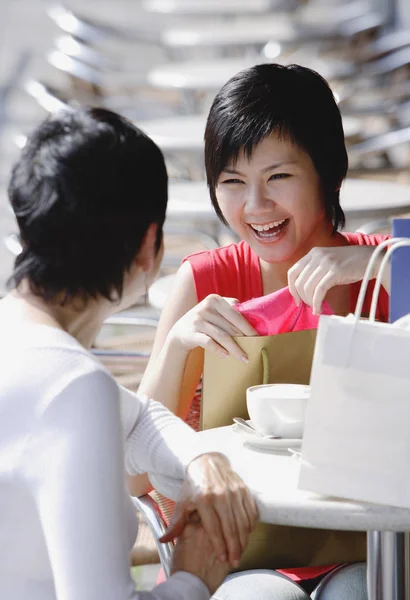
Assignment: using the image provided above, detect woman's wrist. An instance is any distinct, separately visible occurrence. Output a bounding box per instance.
[166,326,193,356]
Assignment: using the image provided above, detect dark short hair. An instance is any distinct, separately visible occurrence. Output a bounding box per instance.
[8,107,168,303]
[205,63,347,232]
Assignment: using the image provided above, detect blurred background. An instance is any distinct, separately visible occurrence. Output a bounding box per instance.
[1,0,410,297]
[2,0,410,401]
[1,0,409,585]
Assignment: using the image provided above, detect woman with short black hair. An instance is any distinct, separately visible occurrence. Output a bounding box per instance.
[140,63,391,599]
[0,107,258,600]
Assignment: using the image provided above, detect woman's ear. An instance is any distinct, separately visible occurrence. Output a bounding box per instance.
[137,223,158,273]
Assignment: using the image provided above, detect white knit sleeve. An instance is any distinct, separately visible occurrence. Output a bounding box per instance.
[19,370,209,600]
[119,386,205,481]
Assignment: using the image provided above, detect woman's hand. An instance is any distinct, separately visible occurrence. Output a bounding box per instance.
[171,520,230,595]
[160,452,258,569]
[288,245,380,315]
[168,294,257,363]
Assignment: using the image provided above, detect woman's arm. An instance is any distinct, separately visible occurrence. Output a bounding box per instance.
[139,261,256,419]
[20,370,211,600]
[139,261,204,419]
[119,385,258,568]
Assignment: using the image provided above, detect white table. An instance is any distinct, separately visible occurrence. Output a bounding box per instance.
[151,425,410,600]
[340,178,410,231]
[167,181,215,222]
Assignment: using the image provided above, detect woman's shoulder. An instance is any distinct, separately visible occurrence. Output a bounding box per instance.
[184,239,253,269]
[342,231,391,246]
[182,240,261,302]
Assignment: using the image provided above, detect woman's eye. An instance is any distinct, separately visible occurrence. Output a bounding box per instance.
[220,178,244,185]
[268,173,290,181]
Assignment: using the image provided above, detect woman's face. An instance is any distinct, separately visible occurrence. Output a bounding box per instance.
[215,134,329,265]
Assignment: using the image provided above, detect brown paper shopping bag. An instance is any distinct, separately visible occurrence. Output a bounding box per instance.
[202,330,366,571]
[202,330,316,430]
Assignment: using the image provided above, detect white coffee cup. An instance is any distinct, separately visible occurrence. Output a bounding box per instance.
[246,383,310,438]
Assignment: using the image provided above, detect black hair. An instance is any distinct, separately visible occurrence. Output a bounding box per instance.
[205,63,347,232]
[8,107,168,303]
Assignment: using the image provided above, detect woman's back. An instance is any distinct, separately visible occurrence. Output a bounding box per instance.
[0,322,138,600]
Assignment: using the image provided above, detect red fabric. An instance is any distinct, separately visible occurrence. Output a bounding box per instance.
[182,232,390,581]
[185,233,390,322]
[185,240,262,303]
[277,565,340,582]
[235,287,334,335]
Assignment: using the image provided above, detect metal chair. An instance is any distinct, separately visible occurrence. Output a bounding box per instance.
[131,495,174,578]
[47,3,161,46]
[24,79,74,113]
[359,29,410,62]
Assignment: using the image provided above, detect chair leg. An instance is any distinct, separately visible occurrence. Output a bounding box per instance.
[132,495,174,579]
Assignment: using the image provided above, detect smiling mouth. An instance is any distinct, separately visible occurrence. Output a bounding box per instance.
[248,218,289,241]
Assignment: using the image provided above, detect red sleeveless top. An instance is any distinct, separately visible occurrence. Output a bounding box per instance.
[185,233,389,321]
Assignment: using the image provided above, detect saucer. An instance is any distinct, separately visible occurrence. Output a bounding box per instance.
[232,420,302,453]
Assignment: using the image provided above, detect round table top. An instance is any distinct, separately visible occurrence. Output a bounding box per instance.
[148,57,353,92]
[167,178,410,222]
[142,0,275,16]
[151,425,410,532]
[340,178,410,219]
[139,113,361,153]
[167,181,215,220]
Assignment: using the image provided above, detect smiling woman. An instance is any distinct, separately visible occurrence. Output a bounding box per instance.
[138,63,390,600]
[215,136,326,268]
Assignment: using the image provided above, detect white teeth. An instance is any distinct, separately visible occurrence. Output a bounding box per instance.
[250,219,286,232]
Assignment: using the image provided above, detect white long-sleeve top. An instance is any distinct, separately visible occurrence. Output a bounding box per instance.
[0,323,209,600]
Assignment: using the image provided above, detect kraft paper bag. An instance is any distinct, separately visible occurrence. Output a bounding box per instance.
[299,238,410,510]
[202,329,366,570]
[202,329,317,430]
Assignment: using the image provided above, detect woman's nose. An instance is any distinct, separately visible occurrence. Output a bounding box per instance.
[245,183,275,212]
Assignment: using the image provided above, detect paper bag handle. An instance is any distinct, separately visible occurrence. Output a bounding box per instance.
[369,239,410,322]
[261,347,269,385]
[354,237,408,321]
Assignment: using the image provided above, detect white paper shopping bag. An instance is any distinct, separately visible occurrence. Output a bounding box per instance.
[299,238,410,509]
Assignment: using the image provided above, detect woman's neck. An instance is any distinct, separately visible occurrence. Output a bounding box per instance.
[259,226,347,295]
[2,284,112,349]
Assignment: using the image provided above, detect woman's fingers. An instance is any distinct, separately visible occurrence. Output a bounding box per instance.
[219,298,258,336]
[288,254,312,305]
[172,294,257,358]
[211,490,243,567]
[198,309,246,338]
[195,499,229,563]
[298,265,329,309]
[243,487,259,530]
[288,252,337,313]
[159,507,186,543]
[159,508,201,543]
[312,271,335,315]
[200,322,249,362]
[230,489,252,554]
